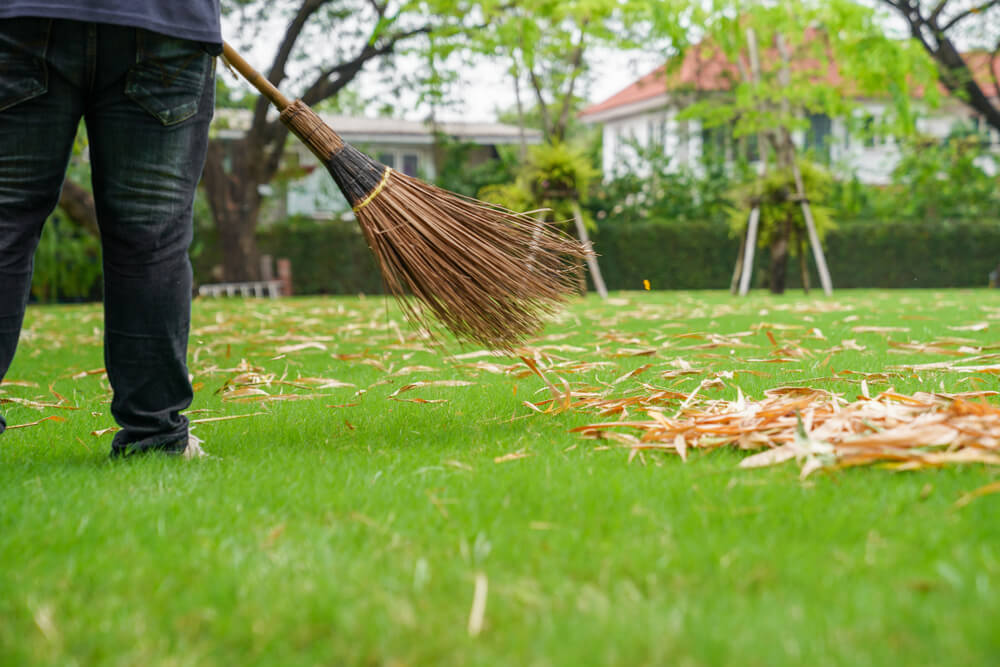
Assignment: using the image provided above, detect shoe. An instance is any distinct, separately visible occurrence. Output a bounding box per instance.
[183,434,208,459]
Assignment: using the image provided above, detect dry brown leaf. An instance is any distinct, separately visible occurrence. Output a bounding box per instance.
[0,380,38,388]
[71,368,107,380]
[954,481,1000,508]
[8,416,67,430]
[387,380,475,398]
[851,326,910,334]
[190,412,267,424]
[494,451,533,463]
[296,377,356,388]
[276,341,327,353]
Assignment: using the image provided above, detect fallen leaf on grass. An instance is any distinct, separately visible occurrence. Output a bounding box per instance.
[572,389,1000,477]
[851,326,910,334]
[221,387,270,400]
[296,377,356,389]
[72,368,107,380]
[276,341,327,353]
[494,451,533,463]
[91,426,120,437]
[1,397,78,410]
[387,380,475,397]
[948,322,989,332]
[611,363,652,385]
[467,573,488,637]
[0,380,38,388]
[8,416,66,430]
[953,481,1000,509]
[189,412,267,424]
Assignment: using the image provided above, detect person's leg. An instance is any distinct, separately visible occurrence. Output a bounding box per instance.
[85,24,214,455]
[0,18,86,434]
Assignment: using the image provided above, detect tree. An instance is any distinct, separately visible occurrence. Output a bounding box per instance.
[207,0,493,281]
[879,0,1000,133]
[669,0,939,293]
[474,0,683,296]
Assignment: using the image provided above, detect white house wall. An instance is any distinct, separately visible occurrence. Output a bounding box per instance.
[286,143,436,218]
[602,109,701,179]
[594,98,998,184]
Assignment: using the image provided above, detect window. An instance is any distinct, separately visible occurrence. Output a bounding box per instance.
[861,115,878,148]
[648,117,667,150]
[402,154,419,177]
[700,123,733,161]
[744,133,760,163]
[806,113,832,160]
[377,152,396,168]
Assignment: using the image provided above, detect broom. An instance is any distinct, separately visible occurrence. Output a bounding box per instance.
[220,42,587,350]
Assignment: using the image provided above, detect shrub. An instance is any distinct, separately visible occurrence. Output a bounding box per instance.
[31,215,103,303]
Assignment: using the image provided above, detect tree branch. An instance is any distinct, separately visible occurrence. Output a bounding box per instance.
[524,56,553,141]
[251,0,328,133]
[883,0,1000,134]
[941,0,999,32]
[928,0,951,23]
[552,27,589,143]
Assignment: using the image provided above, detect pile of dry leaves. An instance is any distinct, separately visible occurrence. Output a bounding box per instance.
[569,383,1000,477]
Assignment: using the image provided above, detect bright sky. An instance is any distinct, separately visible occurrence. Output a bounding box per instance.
[221,11,665,124]
[220,1,989,125]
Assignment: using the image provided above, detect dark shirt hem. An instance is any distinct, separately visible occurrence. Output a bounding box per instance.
[0,5,222,44]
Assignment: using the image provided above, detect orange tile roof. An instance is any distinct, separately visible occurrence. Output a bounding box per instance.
[581,42,998,118]
[963,50,1000,98]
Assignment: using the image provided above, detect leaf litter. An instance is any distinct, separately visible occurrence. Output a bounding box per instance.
[7,292,1000,484]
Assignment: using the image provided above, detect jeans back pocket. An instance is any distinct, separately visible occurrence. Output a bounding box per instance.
[0,18,50,112]
[125,30,211,126]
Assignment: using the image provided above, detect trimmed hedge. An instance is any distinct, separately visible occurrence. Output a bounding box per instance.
[254,217,1000,294]
[257,218,385,295]
[589,221,738,291]
[823,219,1000,288]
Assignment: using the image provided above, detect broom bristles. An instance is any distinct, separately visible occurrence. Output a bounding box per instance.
[280,100,588,350]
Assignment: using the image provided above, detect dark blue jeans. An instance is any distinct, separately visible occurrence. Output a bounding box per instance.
[0,18,214,454]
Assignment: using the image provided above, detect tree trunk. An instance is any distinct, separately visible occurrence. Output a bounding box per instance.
[58,179,99,237]
[203,139,265,282]
[769,215,792,294]
[798,232,810,294]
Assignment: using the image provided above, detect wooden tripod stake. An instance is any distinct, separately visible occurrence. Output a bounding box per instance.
[732,28,834,296]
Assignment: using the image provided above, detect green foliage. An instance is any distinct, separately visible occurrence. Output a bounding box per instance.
[475,0,684,142]
[887,137,1000,220]
[825,138,1000,222]
[822,218,1000,288]
[525,141,598,203]
[256,216,384,295]
[674,1,940,151]
[479,141,598,221]
[586,145,738,226]
[248,212,1000,294]
[30,216,102,303]
[431,135,516,198]
[728,161,836,247]
[590,220,739,290]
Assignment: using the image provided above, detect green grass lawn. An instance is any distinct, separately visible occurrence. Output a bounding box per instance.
[1,289,998,666]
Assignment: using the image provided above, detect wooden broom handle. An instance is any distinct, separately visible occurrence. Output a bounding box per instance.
[221,41,292,111]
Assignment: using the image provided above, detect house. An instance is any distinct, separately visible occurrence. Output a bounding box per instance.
[213,111,540,219]
[579,43,1000,184]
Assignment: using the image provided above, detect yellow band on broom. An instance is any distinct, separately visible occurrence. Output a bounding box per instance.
[353,167,392,213]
